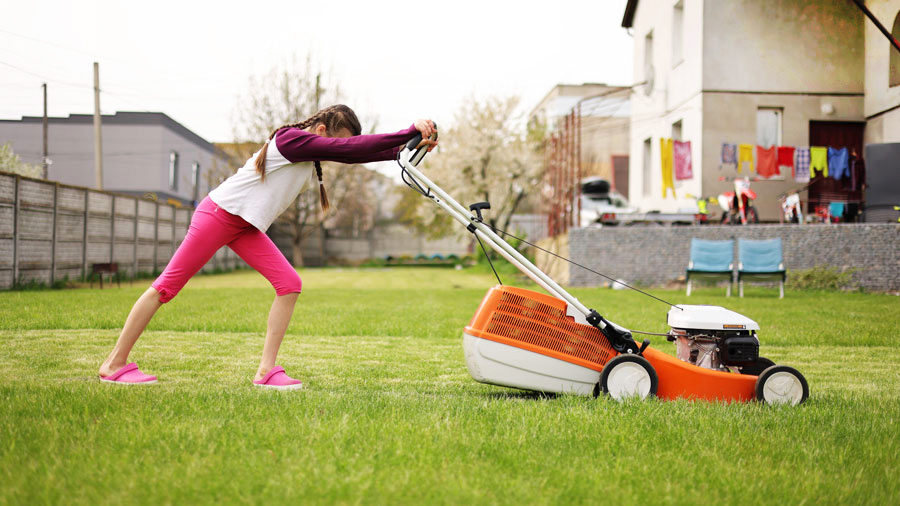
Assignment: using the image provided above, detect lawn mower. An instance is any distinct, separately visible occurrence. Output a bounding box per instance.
[397,131,808,406]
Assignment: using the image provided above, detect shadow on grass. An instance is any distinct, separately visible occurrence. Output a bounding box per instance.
[485,390,561,401]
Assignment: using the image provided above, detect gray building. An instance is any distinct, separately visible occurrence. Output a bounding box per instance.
[0,111,227,206]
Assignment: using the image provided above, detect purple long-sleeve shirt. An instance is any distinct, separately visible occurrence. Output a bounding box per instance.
[275,124,419,164]
[208,124,420,232]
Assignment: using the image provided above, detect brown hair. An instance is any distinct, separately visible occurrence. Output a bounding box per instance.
[255,104,362,211]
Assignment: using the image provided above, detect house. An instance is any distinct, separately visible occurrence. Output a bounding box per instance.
[622,0,898,222]
[530,83,631,194]
[0,111,228,206]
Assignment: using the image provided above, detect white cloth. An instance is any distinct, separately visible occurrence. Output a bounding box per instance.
[208,141,314,232]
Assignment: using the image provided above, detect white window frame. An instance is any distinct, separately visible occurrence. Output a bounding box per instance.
[169,151,179,191]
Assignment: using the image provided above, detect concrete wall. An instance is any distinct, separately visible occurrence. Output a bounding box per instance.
[568,223,900,291]
[704,0,864,93]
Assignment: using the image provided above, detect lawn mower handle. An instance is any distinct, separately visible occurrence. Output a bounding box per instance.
[405,123,439,166]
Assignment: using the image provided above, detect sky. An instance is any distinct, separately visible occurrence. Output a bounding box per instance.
[1,0,634,145]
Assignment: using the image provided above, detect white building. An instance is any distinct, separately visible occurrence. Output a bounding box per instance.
[622,0,897,221]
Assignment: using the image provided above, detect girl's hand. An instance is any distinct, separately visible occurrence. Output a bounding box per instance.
[414,119,438,151]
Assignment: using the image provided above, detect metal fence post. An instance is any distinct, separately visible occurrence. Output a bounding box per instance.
[132,198,138,280]
[12,175,19,286]
[153,202,159,274]
[51,183,58,285]
[82,190,89,280]
[109,196,115,263]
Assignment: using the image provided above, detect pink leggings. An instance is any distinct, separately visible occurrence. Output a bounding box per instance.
[151,196,302,303]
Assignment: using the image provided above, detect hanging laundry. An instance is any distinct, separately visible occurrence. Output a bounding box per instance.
[721,143,737,170]
[660,138,675,198]
[777,146,795,176]
[828,147,849,180]
[795,147,811,182]
[809,146,829,177]
[674,140,693,180]
[738,144,754,173]
[756,145,778,178]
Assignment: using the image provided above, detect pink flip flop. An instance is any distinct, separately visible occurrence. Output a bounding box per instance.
[99,363,158,385]
[253,366,303,391]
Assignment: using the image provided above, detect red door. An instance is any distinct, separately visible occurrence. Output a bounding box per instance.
[807,121,865,221]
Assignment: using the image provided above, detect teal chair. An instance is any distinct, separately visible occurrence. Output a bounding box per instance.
[686,239,734,296]
[738,238,786,298]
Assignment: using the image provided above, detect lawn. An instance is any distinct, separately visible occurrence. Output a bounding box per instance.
[1,267,898,505]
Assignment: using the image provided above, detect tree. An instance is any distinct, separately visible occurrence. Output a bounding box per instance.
[226,54,371,266]
[400,96,544,238]
[0,143,42,178]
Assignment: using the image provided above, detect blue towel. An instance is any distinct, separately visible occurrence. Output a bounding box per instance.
[829,202,845,219]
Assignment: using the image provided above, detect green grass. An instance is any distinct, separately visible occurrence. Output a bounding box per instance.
[1,268,899,505]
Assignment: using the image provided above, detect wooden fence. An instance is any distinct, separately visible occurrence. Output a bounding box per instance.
[0,172,244,289]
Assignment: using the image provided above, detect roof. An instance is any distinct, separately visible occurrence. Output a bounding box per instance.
[622,0,638,28]
[0,111,216,153]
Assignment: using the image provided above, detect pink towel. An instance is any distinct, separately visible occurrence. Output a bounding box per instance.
[673,140,693,180]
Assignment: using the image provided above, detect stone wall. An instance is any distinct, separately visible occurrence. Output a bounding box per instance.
[568,224,900,291]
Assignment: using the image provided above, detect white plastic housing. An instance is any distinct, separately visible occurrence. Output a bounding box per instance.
[667,305,760,331]
[463,333,599,396]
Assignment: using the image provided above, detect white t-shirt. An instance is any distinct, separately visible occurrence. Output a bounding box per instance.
[208,141,314,232]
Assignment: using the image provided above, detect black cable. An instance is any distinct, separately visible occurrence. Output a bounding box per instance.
[474,233,502,285]
[478,221,682,310]
[395,149,679,310]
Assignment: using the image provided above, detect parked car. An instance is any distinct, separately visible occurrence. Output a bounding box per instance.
[579,177,636,226]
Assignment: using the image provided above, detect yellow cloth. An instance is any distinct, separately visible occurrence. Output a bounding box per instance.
[810,146,829,177]
[660,138,675,198]
[738,144,754,173]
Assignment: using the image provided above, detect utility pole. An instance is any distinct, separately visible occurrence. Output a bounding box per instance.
[42,83,48,179]
[93,62,103,190]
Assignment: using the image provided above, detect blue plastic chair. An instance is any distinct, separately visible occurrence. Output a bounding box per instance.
[737,238,786,298]
[686,239,734,296]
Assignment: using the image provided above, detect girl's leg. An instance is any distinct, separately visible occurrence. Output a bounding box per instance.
[99,287,163,376]
[228,229,302,380]
[99,198,239,376]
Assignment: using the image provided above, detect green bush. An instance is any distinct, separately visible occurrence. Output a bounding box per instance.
[788,265,858,291]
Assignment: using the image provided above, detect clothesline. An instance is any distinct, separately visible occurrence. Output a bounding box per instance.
[720,143,854,184]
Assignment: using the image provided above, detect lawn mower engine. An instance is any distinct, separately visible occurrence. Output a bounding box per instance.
[667,305,765,374]
[669,329,759,372]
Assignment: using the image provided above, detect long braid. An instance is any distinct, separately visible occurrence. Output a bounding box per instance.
[253,105,357,212]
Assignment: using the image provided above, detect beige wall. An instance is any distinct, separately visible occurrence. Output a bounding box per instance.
[704,0,864,93]
[863,0,900,143]
[702,92,864,221]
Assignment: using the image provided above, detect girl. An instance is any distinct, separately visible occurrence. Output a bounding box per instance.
[98,104,437,389]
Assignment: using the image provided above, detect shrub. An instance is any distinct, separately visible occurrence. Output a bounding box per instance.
[788,265,858,291]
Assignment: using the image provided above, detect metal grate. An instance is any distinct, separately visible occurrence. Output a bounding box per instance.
[485,291,614,368]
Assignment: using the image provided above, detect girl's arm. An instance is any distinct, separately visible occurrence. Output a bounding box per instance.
[275,125,419,165]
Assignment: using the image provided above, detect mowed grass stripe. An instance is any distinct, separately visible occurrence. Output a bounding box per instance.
[1,268,899,505]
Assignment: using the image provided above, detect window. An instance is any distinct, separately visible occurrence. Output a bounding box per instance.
[672,0,684,66]
[642,137,653,197]
[644,30,654,80]
[191,161,200,202]
[756,108,782,148]
[891,11,900,87]
[169,151,179,191]
[672,120,683,142]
